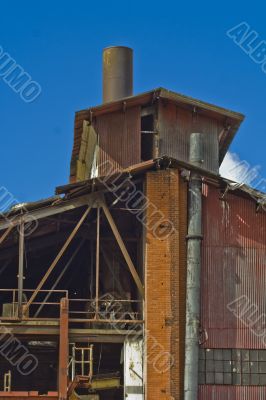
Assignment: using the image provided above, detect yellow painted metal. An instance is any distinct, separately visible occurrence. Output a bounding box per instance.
[90,376,120,390]
[76,121,98,181]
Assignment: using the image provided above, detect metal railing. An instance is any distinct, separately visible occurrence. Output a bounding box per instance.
[0,289,144,327]
[68,298,143,325]
[0,289,68,320]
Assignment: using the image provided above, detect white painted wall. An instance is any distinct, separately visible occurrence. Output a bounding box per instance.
[124,339,143,400]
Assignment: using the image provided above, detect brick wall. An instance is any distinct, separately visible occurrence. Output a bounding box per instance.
[145,169,187,400]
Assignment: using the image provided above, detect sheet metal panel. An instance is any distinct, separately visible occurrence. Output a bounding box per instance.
[94,106,141,176]
[124,339,143,399]
[201,184,266,349]
[158,101,220,173]
[199,385,266,399]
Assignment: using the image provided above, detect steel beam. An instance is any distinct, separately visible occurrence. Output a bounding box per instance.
[0,259,10,277]
[0,194,97,232]
[0,393,58,399]
[0,322,142,342]
[34,239,85,317]
[100,199,144,298]
[0,225,13,245]
[24,206,93,315]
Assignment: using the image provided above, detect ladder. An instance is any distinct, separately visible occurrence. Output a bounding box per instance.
[70,344,94,380]
[3,371,11,392]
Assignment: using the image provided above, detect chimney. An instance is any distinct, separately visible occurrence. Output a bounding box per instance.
[103,46,133,103]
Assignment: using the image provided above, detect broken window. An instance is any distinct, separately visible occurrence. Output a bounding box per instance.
[141,115,154,161]
[199,348,266,385]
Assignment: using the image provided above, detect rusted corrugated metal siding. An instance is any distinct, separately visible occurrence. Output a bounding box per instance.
[199,385,266,399]
[94,106,141,175]
[158,101,221,173]
[201,184,266,349]
[70,106,141,181]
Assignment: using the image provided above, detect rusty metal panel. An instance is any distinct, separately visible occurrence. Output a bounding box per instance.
[201,184,266,348]
[199,385,266,399]
[59,298,69,400]
[0,393,58,399]
[94,106,141,175]
[158,101,220,173]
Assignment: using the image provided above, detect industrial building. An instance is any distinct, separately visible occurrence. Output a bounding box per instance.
[0,46,265,400]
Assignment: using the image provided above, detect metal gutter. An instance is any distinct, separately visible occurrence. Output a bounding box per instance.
[78,87,244,122]
[57,156,266,204]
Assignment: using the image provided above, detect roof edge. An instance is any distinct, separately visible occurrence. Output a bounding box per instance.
[76,87,245,122]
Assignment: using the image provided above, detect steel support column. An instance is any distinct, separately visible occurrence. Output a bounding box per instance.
[18,220,24,319]
[95,206,100,316]
[59,297,69,400]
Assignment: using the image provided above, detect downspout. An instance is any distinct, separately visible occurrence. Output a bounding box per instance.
[184,132,204,400]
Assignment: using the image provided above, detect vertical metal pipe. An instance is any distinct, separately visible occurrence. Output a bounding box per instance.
[89,345,94,378]
[72,345,76,380]
[90,240,94,299]
[18,220,24,319]
[184,133,204,400]
[95,207,100,316]
[103,46,133,103]
[81,349,85,376]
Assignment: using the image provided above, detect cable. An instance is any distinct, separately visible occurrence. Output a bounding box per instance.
[97,344,102,374]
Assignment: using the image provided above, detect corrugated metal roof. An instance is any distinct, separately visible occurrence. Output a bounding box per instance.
[81,87,244,122]
[59,156,266,203]
[3,196,61,217]
[70,88,244,181]
[3,156,265,224]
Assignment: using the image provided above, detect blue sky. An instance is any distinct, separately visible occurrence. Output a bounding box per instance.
[0,1,265,202]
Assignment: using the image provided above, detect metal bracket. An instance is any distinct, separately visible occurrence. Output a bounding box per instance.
[186,234,203,241]
[256,198,266,213]
[220,184,230,200]
[89,109,93,124]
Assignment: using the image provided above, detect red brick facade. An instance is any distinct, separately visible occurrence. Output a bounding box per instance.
[145,170,187,400]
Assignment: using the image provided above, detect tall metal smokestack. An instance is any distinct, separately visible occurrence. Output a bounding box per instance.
[103,46,133,103]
